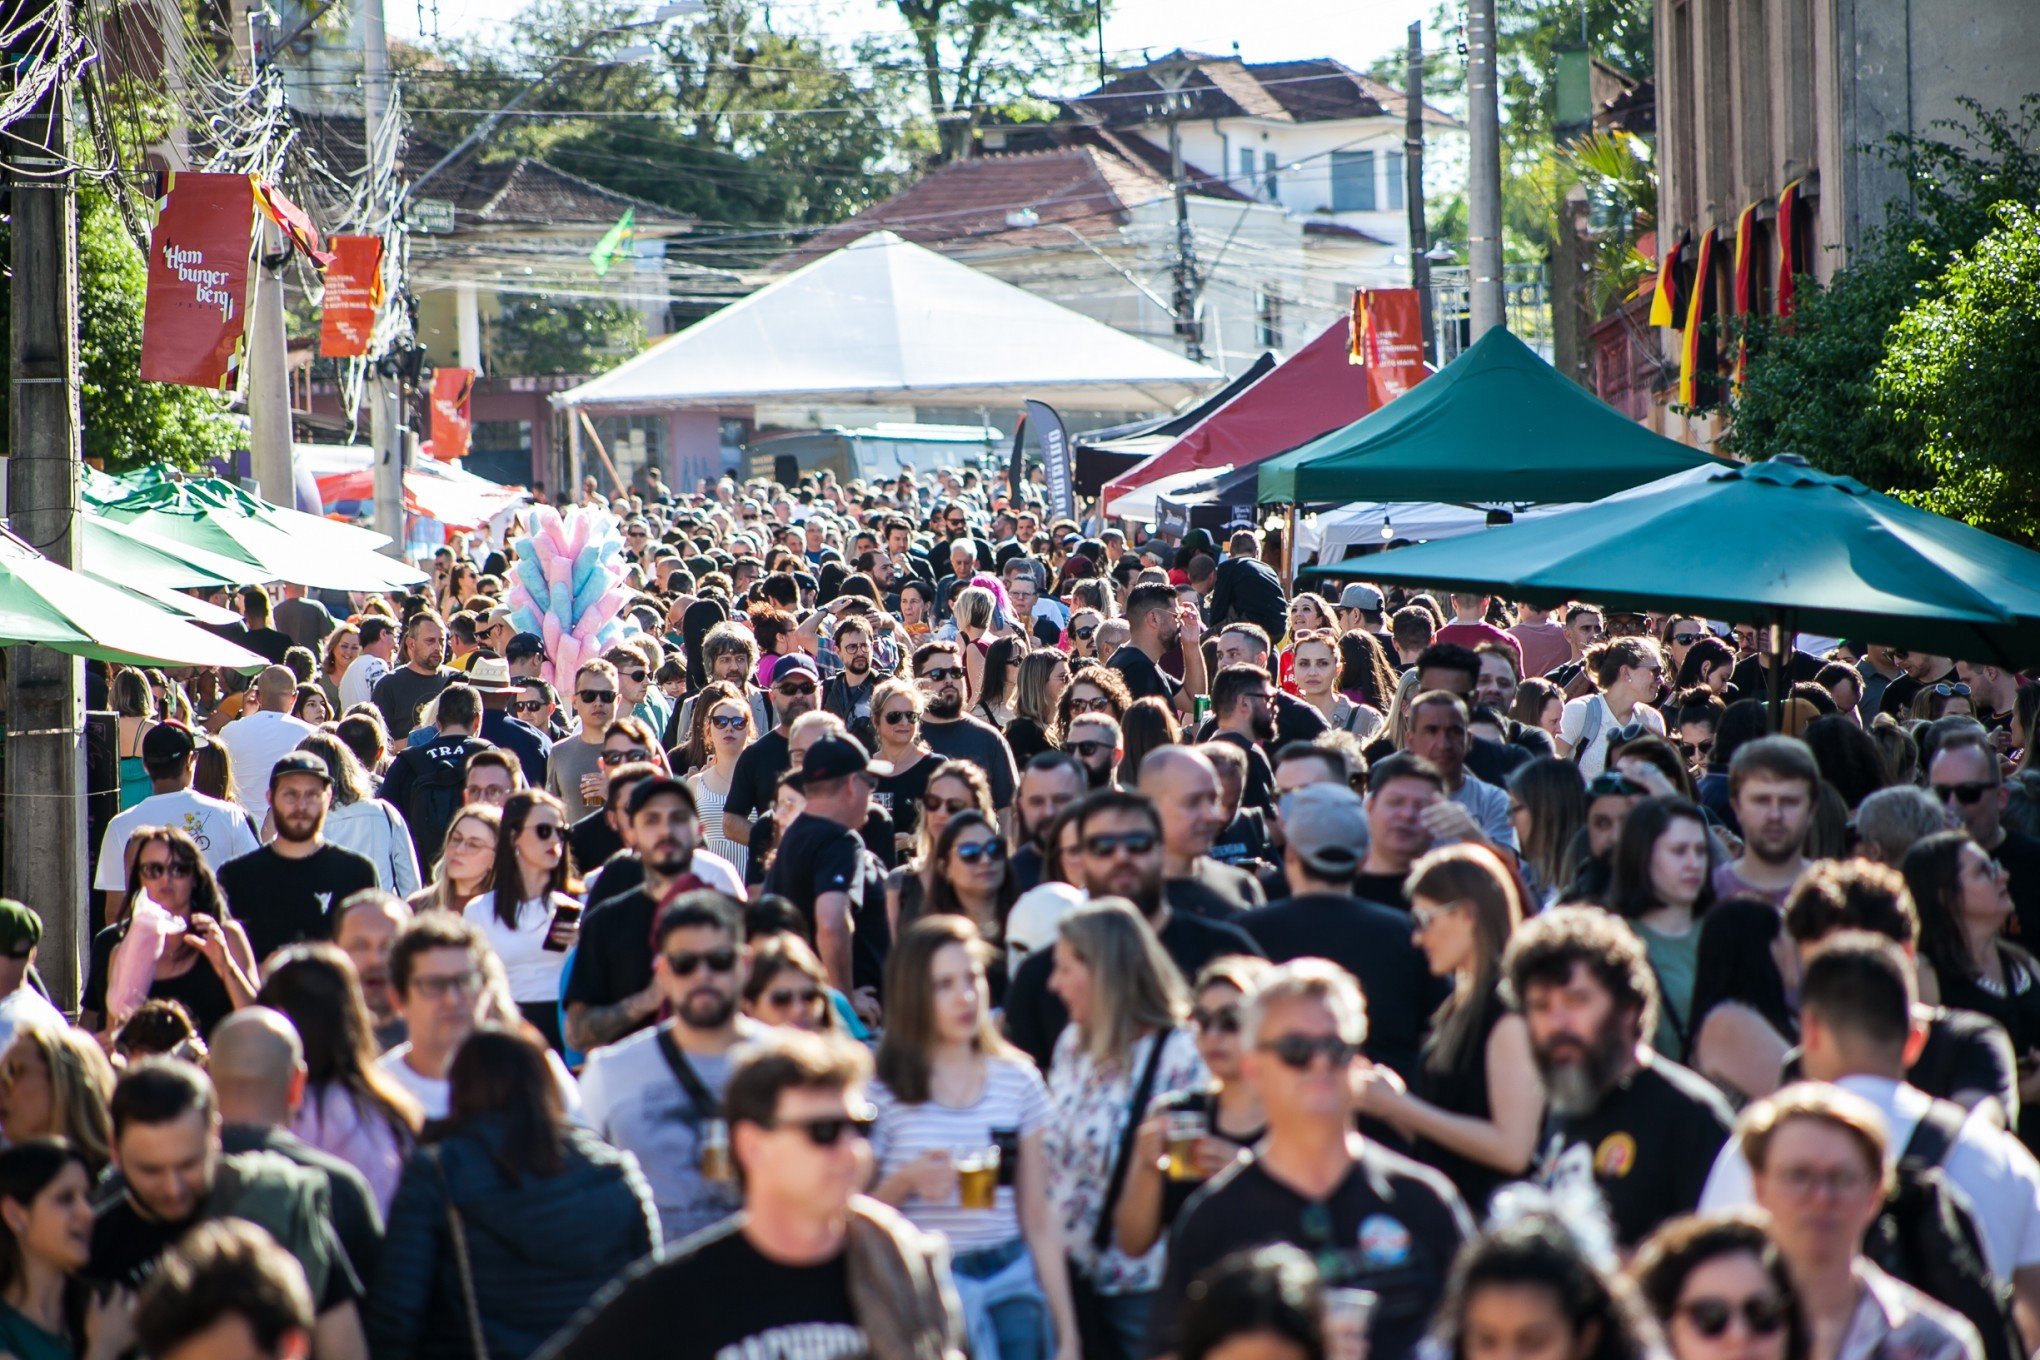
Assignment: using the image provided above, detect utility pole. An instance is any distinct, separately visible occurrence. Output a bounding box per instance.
[1155,63,1204,363]
[4,0,87,1006]
[1465,0,1506,337]
[1404,22,1436,365]
[360,0,406,552]
[246,220,296,505]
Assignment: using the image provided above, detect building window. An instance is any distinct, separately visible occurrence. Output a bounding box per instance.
[1262,151,1279,201]
[593,415,664,484]
[472,419,532,455]
[1256,287,1284,349]
[1238,146,1256,190]
[1331,150,1377,211]
[1385,151,1405,210]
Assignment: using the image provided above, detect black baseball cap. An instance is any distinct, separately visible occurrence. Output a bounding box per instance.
[141,720,208,762]
[786,734,892,790]
[504,632,548,663]
[268,751,333,789]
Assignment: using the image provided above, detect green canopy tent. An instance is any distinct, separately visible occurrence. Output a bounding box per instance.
[1259,328,1732,505]
[97,479,426,593]
[1306,456,2040,706]
[0,532,266,670]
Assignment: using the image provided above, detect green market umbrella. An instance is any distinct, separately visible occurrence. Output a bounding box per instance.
[1308,455,2040,671]
[81,515,251,591]
[1258,327,1732,505]
[0,532,266,669]
[99,480,424,593]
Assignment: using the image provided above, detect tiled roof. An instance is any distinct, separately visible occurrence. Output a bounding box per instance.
[1303,220,1392,244]
[780,129,1243,266]
[1067,53,1458,131]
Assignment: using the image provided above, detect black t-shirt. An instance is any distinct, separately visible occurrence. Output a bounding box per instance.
[570,808,625,880]
[1108,644,1180,705]
[920,715,1019,809]
[1167,857,1265,922]
[82,923,235,1034]
[1350,872,1412,911]
[1148,1149,1473,1360]
[1212,730,1276,813]
[872,752,938,849]
[563,886,659,1035]
[762,814,883,990]
[1242,893,1448,1080]
[1536,1055,1733,1248]
[1209,810,1272,873]
[725,728,792,825]
[540,1222,863,1360]
[243,626,295,665]
[216,843,379,961]
[1003,907,1264,1071]
[1996,827,2040,945]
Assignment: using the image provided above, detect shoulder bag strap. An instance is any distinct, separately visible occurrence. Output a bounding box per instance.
[655,1024,722,1118]
[1089,1028,1175,1253]
[426,1147,490,1360]
[1572,694,1606,766]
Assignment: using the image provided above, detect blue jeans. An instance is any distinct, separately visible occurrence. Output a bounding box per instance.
[953,1239,1051,1360]
[1097,1289,1153,1360]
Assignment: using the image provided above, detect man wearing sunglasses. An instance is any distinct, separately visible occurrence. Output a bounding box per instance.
[911,641,1019,821]
[722,653,824,847]
[548,1030,961,1360]
[1931,737,2040,941]
[547,659,623,823]
[1146,961,1472,1360]
[1064,714,1122,790]
[579,891,761,1244]
[764,734,890,997]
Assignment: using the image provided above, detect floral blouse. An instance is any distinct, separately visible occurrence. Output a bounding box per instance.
[1045,1025,1208,1295]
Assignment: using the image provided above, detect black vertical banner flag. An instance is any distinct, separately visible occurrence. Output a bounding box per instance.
[1007,414,1029,503]
[1025,399,1075,521]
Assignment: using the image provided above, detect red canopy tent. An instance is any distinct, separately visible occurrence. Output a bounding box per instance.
[1101,317,1372,514]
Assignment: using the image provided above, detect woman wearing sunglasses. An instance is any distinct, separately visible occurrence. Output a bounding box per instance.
[82,826,258,1041]
[1362,845,1541,1215]
[464,791,582,1052]
[1114,955,1270,1259]
[886,760,994,935]
[1633,1214,1805,1360]
[1066,608,1104,662]
[908,814,1019,987]
[1052,669,1131,751]
[679,681,755,878]
[742,934,837,1033]
[871,916,1079,1360]
[871,678,938,852]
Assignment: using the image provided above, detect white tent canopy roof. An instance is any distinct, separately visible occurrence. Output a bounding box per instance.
[554,231,1223,413]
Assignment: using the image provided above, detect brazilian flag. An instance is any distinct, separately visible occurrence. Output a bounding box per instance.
[590,208,635,277]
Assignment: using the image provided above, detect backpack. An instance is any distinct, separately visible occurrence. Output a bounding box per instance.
[403,749,468,865]
[1862,1100,2022,1360]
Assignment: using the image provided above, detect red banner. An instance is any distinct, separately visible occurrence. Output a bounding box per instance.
[140,172,256,389]
[319,235,385,357]
[253,179,334,267]
[424,368,475,461]
[1356,288,1430,407]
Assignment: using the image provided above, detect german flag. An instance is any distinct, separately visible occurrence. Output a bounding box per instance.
[1678,225,1717,407]
[1775,178,1806,319]
[1648,231,1687,328]
[1731,201,1759,394]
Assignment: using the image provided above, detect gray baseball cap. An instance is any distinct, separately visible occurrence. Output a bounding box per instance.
[1337,582,1384,613]
[1280,783,1370,874]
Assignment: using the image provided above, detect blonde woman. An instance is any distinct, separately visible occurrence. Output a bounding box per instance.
[955,585,1000,706]
[407,803,499,913]
[1275,592,1334,691]
[1557,637,1668,775]
[111,668,158,810]
[1044,899,1207,1357]
[1005,650,1070,766]
[1362,844,1541,1214]
[886,759,994,933]
[680,681,755,875]
[1289,630,1382,740]
[871,678,938,854]
[1380,665,1425,750]
[0,1024,115,1177]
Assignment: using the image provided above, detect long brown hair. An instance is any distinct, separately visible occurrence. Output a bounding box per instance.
[490,790,575,928]
[443,1027,565,1184]
[680,680,749,773]
[256,943,422,1143]
[1058,900,1188,1068]
[1407,844,1523,1074]
[118,826,229,926]
[6,1027,114,1176]
[917,811,1019,941]
[875,916,1025,1103]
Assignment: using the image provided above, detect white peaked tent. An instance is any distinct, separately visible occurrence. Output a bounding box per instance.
[554,231,1223,413]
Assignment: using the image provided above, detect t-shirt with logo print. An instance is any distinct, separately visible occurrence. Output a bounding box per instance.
[216,843,379,961]
[1147,1145,1473,1360]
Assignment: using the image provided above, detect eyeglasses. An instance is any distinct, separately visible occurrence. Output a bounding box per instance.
[513,699,548,714]
[577,689,617,705]
[921,666,964,683]
[1671,631,1702,646]
[601,748,651,766]
[463,785,510,805]
[1586,773,1646,798]
[444,831,496,854]
[1072,626,1097,641]
[411,970,483,1001]
[1768,1165,1874,1199]
[1679,738,1714,758]
[1932,682,1973,699]
[1258,1034,1357,1070]
[922,795,975,816]
[1411,899,1464,931]
[710,714,750,732]
[1191,1005,1241,1035]
[881,709,918,727]
[1069,696,1113,714]
[954,838,1007,865]
[1677,1296,1789,1339]
[139,861,196,881]
[766,987,823,1010]
[621,670,648,684]
[1067,739,1111,759]
[757,1108,880,1147]
[526,822,564,842]
[775,681,818,697]
[1082,831,1157,858]
[1934,781,1994,806]
[666,947,739,978]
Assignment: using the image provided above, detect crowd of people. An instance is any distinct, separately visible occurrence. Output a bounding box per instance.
[15,461,2040,1360]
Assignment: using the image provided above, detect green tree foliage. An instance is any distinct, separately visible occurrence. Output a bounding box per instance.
[1556,128,1656,312]
[1722,99,2040,539]
[487,296,645,376]
[0,186,239,472]
[1875,201,2040,542]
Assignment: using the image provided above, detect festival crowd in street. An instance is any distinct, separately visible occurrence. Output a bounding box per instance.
[14,462,2040,1360]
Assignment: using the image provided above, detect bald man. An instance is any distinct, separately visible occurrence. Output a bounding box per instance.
[1138,746,1265,921]
[216,666,318,819]
[209,1007,383,1280]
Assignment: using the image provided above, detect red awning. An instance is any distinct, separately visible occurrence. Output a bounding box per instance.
[1102,317,1372,509]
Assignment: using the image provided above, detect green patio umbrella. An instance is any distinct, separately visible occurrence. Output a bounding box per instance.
[99,481,425,592]
[1258,327,1732,505]
[0,533,266,669]
[1307,455,2040,671]
[82,515,251,591]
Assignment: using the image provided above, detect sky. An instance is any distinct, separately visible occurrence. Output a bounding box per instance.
[388,0,1445,93]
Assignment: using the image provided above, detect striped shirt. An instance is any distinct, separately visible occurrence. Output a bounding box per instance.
[870,1055,1051,1252]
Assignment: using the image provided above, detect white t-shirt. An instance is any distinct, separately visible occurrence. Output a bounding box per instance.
[94,789,260,891]
[1558,694,1665,777]
[339,653,390,711]
[216,710,318,817]
[0,984,67,1056]
[375,1040,584,1122]
[463,891,576,1004]
[871,1056,1053,1252]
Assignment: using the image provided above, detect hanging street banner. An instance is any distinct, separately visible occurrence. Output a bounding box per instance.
[253,179,334,266]
[425,368,476,461]
[1353,289,1430,408]
[140,172,257,389]
[319,235,385,357]
[1024,399,1075,521]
